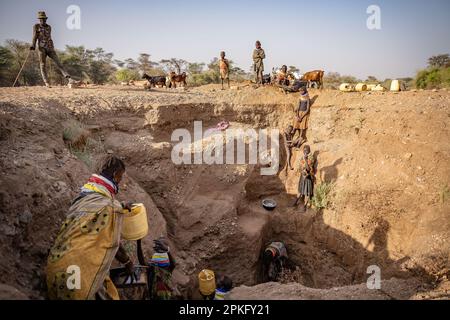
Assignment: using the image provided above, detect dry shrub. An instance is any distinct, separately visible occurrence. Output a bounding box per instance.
[62,120,90,150]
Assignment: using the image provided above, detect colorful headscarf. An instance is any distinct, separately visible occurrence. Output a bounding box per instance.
[150,252,170,268]
[80,174,118,198]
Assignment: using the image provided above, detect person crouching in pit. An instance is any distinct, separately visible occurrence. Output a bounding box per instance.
[214,275,233,300]
[262,242,288,282]
[46,155,135,300]
[293,145,316,212]
[147,237,176,300]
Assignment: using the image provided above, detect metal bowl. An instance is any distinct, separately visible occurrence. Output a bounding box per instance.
[262,199,277,211]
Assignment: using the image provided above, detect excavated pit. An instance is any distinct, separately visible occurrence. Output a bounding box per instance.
[78,102,440,298]
[0,86,448,299]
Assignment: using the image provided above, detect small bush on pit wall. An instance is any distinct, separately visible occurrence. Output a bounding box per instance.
[312,182,334,209]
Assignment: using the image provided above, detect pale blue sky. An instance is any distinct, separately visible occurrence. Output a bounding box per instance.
[0,0,449,79]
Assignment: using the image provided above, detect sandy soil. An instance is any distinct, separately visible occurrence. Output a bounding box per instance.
[0,84,449,299]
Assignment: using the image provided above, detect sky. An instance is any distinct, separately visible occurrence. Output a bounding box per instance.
[0,0,449,79]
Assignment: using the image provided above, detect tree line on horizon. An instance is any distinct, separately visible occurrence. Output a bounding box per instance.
[0,39,252,87]
[0,39,448,89]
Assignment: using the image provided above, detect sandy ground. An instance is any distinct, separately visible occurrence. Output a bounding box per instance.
[0,84,449,299]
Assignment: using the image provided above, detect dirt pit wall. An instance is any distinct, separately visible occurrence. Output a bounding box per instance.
[0,86,449,299]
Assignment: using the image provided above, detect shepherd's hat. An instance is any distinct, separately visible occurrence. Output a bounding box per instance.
[37,11,48,19]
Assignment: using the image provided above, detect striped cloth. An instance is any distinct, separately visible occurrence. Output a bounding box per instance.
[150,252,170,267]
[80,174,118,198]
[214,288,227,300]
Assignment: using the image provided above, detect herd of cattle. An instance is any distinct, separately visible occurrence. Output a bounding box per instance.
[123,69,324,90]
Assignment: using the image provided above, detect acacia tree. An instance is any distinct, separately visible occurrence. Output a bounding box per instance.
[187,62,205,74]
[124,58,139,71]
[428,54,450,69]
[59,46,90,81]
[82,48,116,84]
[138,53,159,74]
[159,58,189,74]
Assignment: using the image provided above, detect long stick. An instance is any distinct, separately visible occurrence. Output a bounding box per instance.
[12,50,31,87]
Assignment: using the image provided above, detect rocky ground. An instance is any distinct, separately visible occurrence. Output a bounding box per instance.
[0,84,449,299]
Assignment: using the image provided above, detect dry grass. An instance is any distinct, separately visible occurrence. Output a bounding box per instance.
[440,185,450,203]
[312,182,334,209]
[62,120,104,169]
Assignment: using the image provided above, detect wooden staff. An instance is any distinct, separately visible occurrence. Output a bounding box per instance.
[12,50,31,87]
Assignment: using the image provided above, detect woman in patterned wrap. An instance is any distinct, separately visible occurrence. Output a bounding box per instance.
[46,155,135,300]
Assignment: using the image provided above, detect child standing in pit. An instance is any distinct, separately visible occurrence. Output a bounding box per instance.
[293,145,316,212]
[293,87,311,143]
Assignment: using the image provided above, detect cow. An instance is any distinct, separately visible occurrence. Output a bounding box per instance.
[142,73,168,88]
[301,70,325,89]
[168,71,187,88]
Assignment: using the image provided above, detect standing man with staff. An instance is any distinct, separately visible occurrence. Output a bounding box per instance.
[30,11,72,88]
[252,40,266,85]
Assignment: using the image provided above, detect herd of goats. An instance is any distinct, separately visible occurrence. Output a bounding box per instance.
[119,69,325,90]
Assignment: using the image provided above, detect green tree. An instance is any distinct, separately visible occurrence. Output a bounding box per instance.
[187,62,205,74]
[83,47,116,84]
[59,45,89,81]
[428,54,450,69]
[206,57,221,83]
[4,39,41,86]
[115,68,140,82]
[415,69,440,89]
[0,46,14,86]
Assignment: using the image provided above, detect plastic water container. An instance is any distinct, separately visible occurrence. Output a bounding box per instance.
[198,269,216,296]
[121,203,148,241]
[372,84,386,92]
[355,83,368,92]
[339,83,354,92]
[390,80,400,92]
